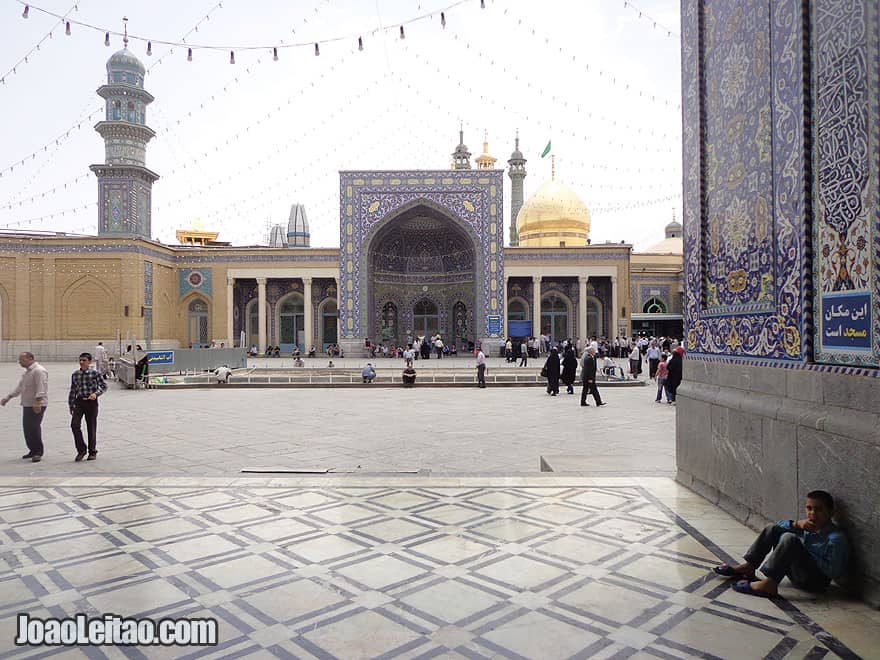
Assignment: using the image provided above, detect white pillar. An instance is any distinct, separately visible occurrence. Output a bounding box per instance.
[226,277,235,346]
[257,277,267,355]
[303,277,313,352]
[532,275,541,340]
[578,275,589,341]
[611,275,619,340]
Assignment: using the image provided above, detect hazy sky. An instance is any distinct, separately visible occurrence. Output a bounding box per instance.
[0,0,682,250]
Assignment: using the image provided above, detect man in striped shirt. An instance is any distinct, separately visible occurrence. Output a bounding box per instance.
[68,352,108,462]
[1,352,49,462]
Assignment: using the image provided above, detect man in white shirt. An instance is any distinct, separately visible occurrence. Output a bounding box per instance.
[475,347,487,388]
[94,342,108,377]
[1,352,49,462]
[646,340,662,379]
[213,365,232,384]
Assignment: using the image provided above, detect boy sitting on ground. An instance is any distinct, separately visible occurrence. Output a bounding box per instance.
[714,490,849,598]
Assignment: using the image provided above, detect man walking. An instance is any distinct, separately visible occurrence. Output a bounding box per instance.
[475,347,486,388]
[580,346,606,407]
[68,352,107,461]
[94,341,108,377]
[1,352,49,462]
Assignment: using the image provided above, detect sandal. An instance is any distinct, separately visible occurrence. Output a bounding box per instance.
[732,579,778,599]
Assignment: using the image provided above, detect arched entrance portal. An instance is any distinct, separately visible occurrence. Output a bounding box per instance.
[413,299,440,338]
[187,298,210,348]
[278,294,305,352]
[541,293,570,343]
[367,204,477,347]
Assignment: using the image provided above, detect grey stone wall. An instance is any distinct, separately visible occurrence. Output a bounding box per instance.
[676,361,880,607]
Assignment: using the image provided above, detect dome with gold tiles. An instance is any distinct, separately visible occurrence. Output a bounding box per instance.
[515,179,591,247]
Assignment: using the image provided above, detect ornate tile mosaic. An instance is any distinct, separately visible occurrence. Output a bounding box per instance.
[338,171,504,342]
[811,0,879,367]
[683,0,809,361]
[178,267,213,299]
[0,485,858,658]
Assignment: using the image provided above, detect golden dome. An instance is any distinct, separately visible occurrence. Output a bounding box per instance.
[515,179,591,247]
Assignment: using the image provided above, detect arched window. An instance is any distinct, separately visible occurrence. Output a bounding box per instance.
[127,101,135,122]
[112,100,121,120]
[278,295,305,351]
[541,293,570,342]
[413,299,439,339]
[321,299,338,350]
[187,298,209,348]
[380,302,398,341]
[507,299,528,321]
[452,301,468,340]
[643,297,667,314]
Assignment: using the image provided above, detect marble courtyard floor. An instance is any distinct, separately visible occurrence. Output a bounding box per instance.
[0,363,878,658]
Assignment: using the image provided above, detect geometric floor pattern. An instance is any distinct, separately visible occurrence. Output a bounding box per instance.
[0,485,859,659]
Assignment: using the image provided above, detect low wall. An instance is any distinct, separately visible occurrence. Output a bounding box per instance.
[117,348,247,387]
[2,340,180,362]
[675,359,880,607]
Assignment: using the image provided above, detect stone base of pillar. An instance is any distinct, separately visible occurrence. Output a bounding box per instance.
[479,337,505,359]
[339,339,366,359]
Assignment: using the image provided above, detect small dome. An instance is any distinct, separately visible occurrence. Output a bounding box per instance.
[665,218,682,238]
[106,48,146,85]
[516,179,590,247]
[642,236,683,255]
[108,48,146,75]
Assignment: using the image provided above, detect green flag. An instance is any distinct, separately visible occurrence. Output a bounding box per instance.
[541,140,551,158]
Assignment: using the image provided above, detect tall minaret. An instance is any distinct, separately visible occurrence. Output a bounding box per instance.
[90,24,159,238]
[507,132,527,246]
[451,126,472,170]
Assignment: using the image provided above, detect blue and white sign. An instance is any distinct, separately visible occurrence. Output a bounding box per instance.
[146,351,175,365]
[821,292,871,350]
[487,315,502,337]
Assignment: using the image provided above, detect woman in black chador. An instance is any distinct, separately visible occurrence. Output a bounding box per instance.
[561,346,578,394]
[544,346,561,396]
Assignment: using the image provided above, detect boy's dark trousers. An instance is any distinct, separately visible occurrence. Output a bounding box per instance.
[71,399,99,454]
[744,523,830,591]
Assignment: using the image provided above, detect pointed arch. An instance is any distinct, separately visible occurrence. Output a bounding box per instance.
[60,275,118,339]
[276,291,305,351]
[180,293,211,348]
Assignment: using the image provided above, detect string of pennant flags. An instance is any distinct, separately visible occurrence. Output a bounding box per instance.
[499,4,680,110]
[438,30,678,144]
[620,0,679,39]
[13,0,476,59]
[0,1,79,87]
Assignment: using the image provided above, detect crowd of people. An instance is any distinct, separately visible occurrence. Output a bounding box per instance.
[518,333,686,406]
[364,334,458,360]
[247,343,344,358]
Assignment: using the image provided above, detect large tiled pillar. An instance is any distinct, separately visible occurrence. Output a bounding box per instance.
[303,277,313,352]
[679,0,880,606]
[257,278,267,355]
[503,275,509,337]
[532,275,541,340]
